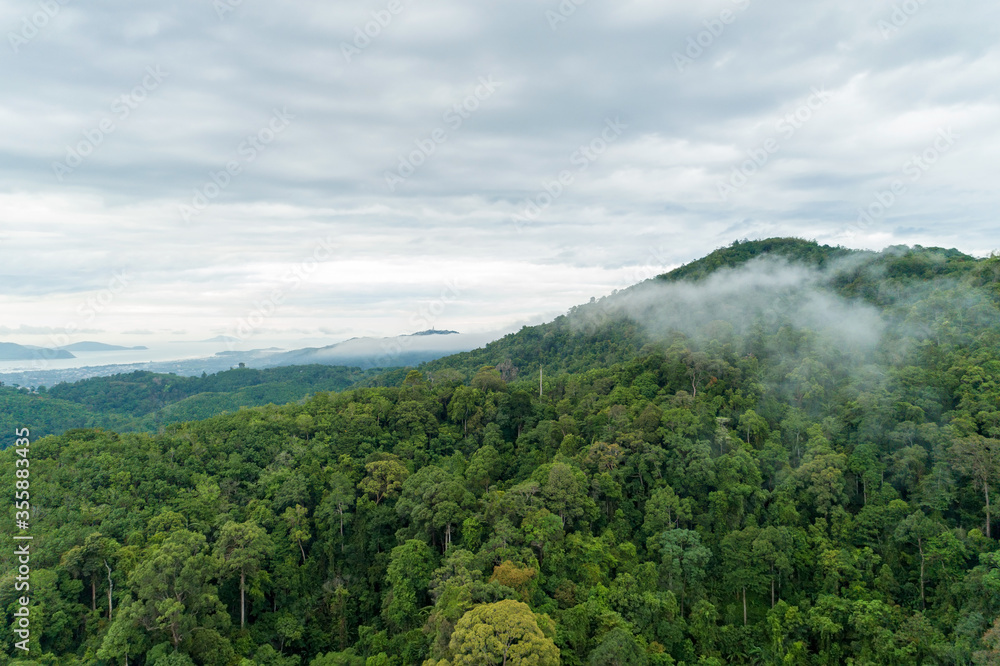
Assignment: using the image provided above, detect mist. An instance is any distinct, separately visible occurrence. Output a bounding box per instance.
[579,257,888,356]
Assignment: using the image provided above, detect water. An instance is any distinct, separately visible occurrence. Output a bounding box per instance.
[0,342,257,373]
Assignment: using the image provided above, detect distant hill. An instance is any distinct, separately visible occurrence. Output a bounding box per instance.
[60,341,149,351]
[0,342,74,360]
[265,329,493,369]
[0,364,381,439]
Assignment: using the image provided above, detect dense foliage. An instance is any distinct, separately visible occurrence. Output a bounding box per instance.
[3,240,1000,665]
[0,366,381,440]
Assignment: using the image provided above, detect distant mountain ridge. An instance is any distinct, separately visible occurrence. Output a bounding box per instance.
[0,342,75,360]
[264,329,488,369]
[59,341,148,351]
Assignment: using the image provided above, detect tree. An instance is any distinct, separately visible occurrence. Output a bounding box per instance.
[753,526,794,608]
[465,445,502,493]
[489,561,537,603]
[359,458,409,505]
[282,504,312,564]
[396,466,475,550]
[535,462,596,529]
[449,386,483,435]
[215,520,272,629]
[318,472,356,548]
[471,366,507,393]
[588,627,648,666]
[383,539,436,631]
[446,600,560,666]
[642,485,686,535]
[97,599,149,665]
[119,529,229,650]
[520,509,563,565]
[721,526,766,625]
[738,409,769,447]
[951,435,1000,537]
[655,528,711,615]
[310,650,366,666]
[848,442,884,506]
[893,511,941,609]
[976,615,1000,665]
[61,532,120,618]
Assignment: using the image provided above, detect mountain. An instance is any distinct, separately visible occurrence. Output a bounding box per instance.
[3,238,1000,664]
[60,341,149,351]
[264,329,493,369]
[188,335,243,343]
[414,239,987,380]
[0,341,75,360]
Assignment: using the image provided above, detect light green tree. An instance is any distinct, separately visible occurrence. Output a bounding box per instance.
[444,600,560,666]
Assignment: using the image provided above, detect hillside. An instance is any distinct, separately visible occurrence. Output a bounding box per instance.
[657,237,857,283]
[414,239,992,382]
[0,365,382,440]
[2,238,1000,665]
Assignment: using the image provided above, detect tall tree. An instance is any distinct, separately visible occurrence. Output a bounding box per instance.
[214,520,272,629]
[893,511,942,609]
[655,528,711,615]
[118,529,229,651]
[950,434,1000,537]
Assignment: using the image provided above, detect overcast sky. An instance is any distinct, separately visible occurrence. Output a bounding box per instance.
[1,0,998,347]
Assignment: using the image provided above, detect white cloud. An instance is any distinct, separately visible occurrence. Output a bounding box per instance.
[0,0,997,346]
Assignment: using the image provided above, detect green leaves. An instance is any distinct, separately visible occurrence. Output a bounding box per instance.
[446,600,560,666]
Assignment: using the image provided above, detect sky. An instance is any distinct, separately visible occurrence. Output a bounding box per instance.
[1,0,998,349]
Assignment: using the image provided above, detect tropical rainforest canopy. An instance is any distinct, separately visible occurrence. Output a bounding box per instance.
[3,238,1000,665]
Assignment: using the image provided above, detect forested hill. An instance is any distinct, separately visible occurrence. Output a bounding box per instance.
[656,238,857,283]
[3,238,1000,665]
[414,238,995,380]
[0,365,381,439]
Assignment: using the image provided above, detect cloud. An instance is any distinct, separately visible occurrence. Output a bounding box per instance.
[586,256,887,356]
[0,0,997,342]
[0,325,103,336]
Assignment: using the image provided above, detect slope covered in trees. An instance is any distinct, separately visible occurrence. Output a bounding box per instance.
[2,239,1000,665]
[0,365,381,440]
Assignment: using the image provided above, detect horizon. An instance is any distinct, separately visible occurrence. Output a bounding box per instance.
[1,236,994,352]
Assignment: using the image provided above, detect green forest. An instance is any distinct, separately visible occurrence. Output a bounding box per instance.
[0,365,382,440]
[3,238,1000,665]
